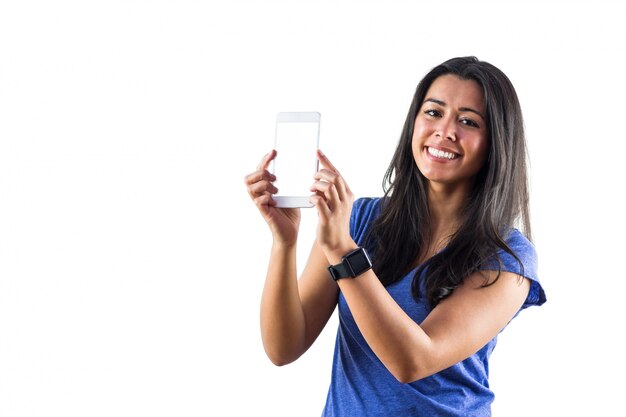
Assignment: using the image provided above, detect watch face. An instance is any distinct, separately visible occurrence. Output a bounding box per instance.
[345,248,372,277]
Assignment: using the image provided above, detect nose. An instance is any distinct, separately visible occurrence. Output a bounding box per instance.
[435,117,457,142]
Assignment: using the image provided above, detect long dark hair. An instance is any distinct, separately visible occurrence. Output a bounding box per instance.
[368,56,530,308]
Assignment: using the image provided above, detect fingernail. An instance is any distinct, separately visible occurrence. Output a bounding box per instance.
[318,149,324,157]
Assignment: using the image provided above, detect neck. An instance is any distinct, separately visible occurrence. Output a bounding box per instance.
[412,179,474,267]
[425,181,471,240]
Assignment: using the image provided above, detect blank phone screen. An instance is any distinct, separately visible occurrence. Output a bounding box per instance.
[273,121,319,198]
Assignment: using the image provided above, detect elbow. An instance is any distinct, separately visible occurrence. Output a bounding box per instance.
[263,346,301,367]
[391,370,422,384]
[387,340,440,383]
[267,354,295,367]
[259,324,307,366]
[393,373,415,385]
[388,362,434,384]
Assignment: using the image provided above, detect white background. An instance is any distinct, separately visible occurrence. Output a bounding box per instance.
[1,1,624,416]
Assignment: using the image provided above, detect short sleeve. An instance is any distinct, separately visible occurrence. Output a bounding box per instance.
[349,198,382,247]
[480,229,547,310]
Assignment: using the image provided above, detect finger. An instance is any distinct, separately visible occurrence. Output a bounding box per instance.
[244,169,276,186]
[248,180,278,199]
[254,192,276,213]
[317,149,339,173]
[314,168,349,202]
[256,149,277,171]
[309,194,331,222]
[315,168,341,183]
[310,179,340,207]
[316,150,353,199]
[254,191,275,205]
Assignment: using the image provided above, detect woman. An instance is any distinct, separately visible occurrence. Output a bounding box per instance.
[244,56,546,416]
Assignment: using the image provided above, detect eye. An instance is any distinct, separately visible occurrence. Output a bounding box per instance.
[423,109,442,118]
[459,118,479,128]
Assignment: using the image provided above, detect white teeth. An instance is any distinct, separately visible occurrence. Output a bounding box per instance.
[427,147,458,160]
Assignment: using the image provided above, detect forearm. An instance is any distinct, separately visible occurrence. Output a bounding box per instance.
[336,271,434,382]
[260,241,307,365]
[335,266,529,383]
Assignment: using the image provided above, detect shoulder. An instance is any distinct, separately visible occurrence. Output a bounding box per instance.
[350,197,383,246]
[502,229,538,278]
[485,229,547,309]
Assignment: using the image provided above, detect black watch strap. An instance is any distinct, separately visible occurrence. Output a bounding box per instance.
[328,247,372,281]
[328,262,351,281]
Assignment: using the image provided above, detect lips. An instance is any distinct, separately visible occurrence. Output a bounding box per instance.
[426,146,460,160]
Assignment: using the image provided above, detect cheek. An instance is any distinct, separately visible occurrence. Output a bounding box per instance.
[412,121,428,142]
[466,137,490,168]
[411,123,428,153]
[411,132,419,152]
[411,133,424,162]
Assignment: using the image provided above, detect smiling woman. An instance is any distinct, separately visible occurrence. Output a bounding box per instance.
[244,56,546,416]
[412,74,489,188]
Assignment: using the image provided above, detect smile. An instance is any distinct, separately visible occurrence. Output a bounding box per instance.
[426,146,460,160]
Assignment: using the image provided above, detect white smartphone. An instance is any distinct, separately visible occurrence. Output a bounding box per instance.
[272,112,321,208]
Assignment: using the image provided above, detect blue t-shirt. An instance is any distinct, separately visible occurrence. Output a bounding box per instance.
[322,198,547,417]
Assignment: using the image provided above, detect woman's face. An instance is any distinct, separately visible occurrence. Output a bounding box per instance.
[412,74,489,192]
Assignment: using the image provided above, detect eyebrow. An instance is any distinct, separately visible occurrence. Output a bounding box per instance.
[423,98,485,121]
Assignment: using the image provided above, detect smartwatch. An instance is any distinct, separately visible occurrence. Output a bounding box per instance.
[328,247,372,281]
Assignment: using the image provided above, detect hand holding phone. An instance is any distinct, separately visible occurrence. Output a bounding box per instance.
[272,112,321,208]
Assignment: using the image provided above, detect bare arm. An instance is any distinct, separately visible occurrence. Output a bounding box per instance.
[335,268,529,382]
[245,151,339,365]
[260,240,339,365]
[310,150,530,382]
